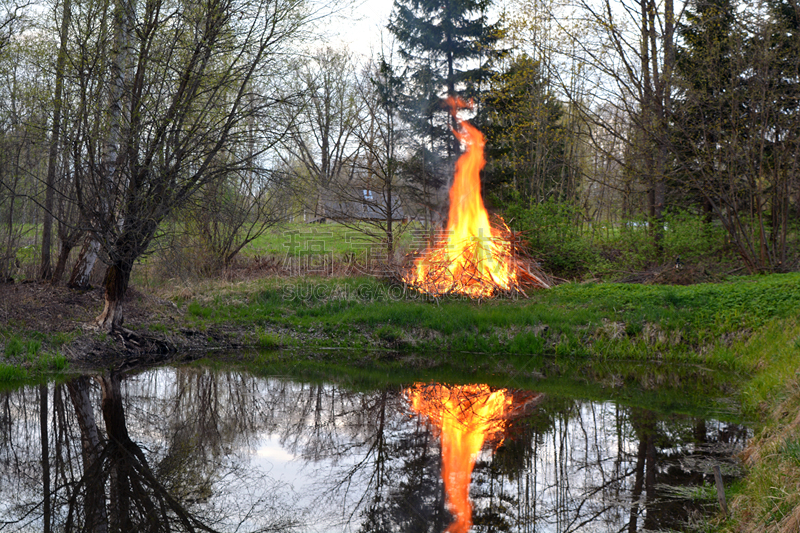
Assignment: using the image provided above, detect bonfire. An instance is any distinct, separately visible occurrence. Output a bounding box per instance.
[403,97,550,297]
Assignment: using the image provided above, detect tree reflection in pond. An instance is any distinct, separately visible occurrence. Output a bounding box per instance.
[0,367,748,532]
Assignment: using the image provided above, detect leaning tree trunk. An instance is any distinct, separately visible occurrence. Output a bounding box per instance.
[52,237,78,285]
[96,262,131,331]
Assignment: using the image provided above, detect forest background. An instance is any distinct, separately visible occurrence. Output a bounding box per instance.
[0,0,798,327]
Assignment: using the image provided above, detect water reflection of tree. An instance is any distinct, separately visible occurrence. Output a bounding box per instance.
[262,382,450,532]
[478,399,749,533]
[1,370,302,532]
[261,383,748,533]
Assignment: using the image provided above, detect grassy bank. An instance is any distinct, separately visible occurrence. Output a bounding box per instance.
[173,272,800,368]
[705,316,800,533]
[0,330,71,385]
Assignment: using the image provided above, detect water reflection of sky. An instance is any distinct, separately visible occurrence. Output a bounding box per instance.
[0,366,748,533]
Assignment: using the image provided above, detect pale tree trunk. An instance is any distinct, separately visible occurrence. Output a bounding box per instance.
[71,0,135,293]
[40,0,72,280]
[67,377,108,533]
[68,237,101,289]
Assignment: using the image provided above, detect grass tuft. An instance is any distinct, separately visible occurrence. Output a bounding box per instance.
[4,336,24,358]
[256,333,280,349]
[0,363,27,382]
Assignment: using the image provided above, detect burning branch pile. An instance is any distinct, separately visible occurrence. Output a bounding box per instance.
[403,97,550,298]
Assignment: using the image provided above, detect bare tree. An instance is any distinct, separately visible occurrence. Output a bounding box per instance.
[277,46,364,219]
[544,0,680,241]
[183,165,296,273]
[65,0,314,330]
[39,0,72,281]
[327,56,412,265]
[0,0,26,55]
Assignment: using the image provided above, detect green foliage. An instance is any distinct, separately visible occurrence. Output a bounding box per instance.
[15,244,36,265]
[501,196,733,276]
[503,196,605,277]
[662,210,730,262]
[483,55,571,201]
[605,218,658,271]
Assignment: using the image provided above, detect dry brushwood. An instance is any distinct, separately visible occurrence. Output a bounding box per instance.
[398,217,551,299]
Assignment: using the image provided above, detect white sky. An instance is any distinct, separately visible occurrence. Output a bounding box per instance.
[323,0,396,58]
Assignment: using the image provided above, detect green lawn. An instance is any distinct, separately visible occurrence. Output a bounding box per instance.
[239,220,424,258]
[177,272,800,372]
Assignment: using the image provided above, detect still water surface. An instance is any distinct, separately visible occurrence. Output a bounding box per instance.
[0,364,748,532]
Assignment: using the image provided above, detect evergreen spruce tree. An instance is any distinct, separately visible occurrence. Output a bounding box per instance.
[482,54,567,202]
[672,0,739,218]
[388,0,502,160]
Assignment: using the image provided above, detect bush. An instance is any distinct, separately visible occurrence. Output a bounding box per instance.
[605,218,658,271]
[662,209,730,263]
[502,196,604,278]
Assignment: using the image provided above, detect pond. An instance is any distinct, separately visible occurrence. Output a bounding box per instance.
[0,361,749,532]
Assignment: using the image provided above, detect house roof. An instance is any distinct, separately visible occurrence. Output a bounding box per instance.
[312,187,406,222]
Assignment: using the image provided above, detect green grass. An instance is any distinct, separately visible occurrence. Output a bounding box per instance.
[781,438,800,466]
[34,352,68,372]
[4,336,24,358]
[240,221,422,259]
[178,272,800,370]
[0,363,28,382]
[256,332,280,349]
[0,331,69,385]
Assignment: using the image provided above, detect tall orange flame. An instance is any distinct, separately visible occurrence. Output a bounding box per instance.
[404,97,519,297]
[406,383,512,533]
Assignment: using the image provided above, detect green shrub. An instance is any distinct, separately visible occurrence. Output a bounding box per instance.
[606,218,658,271]
[662,209,730,263]
[502,196,603,278]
